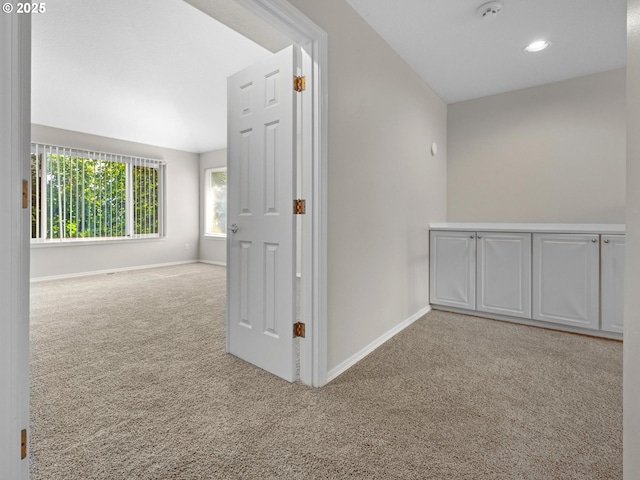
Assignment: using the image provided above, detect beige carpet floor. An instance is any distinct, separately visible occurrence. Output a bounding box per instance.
[30,263,622,479]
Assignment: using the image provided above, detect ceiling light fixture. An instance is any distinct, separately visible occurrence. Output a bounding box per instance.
[524,40,552,53]
[476,1,503,21]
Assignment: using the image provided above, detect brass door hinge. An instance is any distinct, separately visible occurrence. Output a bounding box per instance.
[293,322,306,338]
[293,199,306,215]
[22,180,28,209]
[21,429,27,459]
[294,75,306,92]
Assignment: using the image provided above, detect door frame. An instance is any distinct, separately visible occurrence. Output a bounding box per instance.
[1,11,31,480]
[234,0,328,387]
[2,1,327,476]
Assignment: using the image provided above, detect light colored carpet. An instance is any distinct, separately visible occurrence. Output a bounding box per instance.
[30,263,622,479]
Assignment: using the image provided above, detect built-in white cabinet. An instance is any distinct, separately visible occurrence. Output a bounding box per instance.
[429,223,625,339]
[429,231,476,310]
[429,231,531,316]
[601,235,625,333]
[532,234,600,330]
[477,232,531,319]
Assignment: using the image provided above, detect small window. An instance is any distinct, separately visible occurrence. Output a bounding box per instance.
[205,168,227,236]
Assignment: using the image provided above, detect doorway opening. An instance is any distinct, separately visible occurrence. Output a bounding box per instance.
[14,0,328,477]
[29,0,326,383]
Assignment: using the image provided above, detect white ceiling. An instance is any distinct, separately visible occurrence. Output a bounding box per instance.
[33,1,628,152]
[32,0,274,153]
[346,0,627,104]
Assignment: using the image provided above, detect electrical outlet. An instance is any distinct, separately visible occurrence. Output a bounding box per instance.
[184,243,189,250]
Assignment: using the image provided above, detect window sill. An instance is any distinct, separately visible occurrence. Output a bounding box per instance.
[30,236,165,248]
[204,234,227,241]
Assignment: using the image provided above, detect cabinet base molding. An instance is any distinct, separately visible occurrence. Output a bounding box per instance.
[431,305,623,341]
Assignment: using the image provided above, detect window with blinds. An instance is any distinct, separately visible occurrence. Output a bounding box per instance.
[30,143,165,241]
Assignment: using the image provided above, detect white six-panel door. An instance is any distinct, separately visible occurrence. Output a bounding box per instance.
[227,46,297,382]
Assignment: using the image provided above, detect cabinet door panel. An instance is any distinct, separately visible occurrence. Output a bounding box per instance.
[601,235,625,333]
[477,232,531,318]
[532,234,599,329]
[430,231,476,309]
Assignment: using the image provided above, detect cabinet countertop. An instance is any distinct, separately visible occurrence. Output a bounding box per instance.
[429,222,626,234]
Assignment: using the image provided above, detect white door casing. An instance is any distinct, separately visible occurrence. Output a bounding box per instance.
[602,234,626,333]
[1,11,31,480]
[227,45,297,382]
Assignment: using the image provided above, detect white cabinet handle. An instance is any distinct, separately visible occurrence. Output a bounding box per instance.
[604,239,610,243]
[469,235,474,239]
[477,235,482,239]
[591,238,598,243]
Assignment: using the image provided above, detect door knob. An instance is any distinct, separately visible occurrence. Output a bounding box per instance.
[591,238,598,243]
[604,239,610,244]
[229,224,239,234]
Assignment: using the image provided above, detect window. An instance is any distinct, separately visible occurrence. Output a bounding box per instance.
[204,168,227,236]
[31,143,165,241]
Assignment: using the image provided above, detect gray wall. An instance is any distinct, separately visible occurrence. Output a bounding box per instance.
[30,124,200,279]
[288,0,448,372]
[199,148,227,265]
[447,69,626,223]
[625,0,640,475]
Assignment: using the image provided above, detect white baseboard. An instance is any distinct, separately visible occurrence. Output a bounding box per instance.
[30,260,199,282]
[198,260,227,267]
[325,305,432,384]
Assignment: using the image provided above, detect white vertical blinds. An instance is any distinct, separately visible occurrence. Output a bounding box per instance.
[31,143,165,241]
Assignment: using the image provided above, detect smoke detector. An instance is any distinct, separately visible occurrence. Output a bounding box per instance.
[476,1,503,21]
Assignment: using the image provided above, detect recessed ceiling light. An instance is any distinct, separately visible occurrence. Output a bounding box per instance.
[524,40,552,53]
